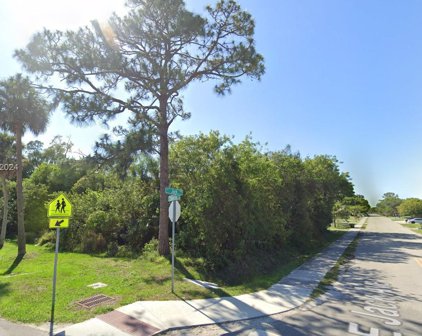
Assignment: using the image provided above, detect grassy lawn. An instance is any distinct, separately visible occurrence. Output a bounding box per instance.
[0,229,348,325]
[400,223,422,234]
[330,216,361,231]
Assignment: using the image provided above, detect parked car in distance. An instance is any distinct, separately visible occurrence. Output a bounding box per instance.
[406,218,422,224]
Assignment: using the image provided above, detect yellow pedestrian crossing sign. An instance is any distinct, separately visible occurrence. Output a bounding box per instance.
[48,194,72,218]
[49,218,69,229]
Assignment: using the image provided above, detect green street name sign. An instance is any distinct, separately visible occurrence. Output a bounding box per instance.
[165,187,183,197]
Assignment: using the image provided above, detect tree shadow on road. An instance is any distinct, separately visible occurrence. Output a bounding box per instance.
[355,231,422,264]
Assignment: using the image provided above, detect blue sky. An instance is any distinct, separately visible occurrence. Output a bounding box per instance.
[1,0,422,205]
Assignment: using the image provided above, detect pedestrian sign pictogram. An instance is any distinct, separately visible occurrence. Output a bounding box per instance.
[49,218,69,229]
[48,194,72,217]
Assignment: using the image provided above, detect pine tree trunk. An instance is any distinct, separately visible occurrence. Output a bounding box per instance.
[15,123,26,256]
[158,98,170,255]
[0,175,9,249]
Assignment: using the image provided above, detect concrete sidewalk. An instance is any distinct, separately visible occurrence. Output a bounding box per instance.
[55,219,365,336]
[0,318,47,336]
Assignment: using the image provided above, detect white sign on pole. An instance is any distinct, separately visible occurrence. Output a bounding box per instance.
[168,195,180,202]
[169,200,181,293]
[168,201,181,222]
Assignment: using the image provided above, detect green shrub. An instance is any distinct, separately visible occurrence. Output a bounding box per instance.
[80,231,107,253]
[115,245,135,258]
[141,238,160,261]
[37,230,56,246]
[106,241,119,257]
[25,232,38,244]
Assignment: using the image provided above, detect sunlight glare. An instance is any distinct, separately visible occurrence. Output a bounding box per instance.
[6,0,126,46]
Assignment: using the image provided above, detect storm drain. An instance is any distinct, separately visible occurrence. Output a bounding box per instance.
[76,294,116,309]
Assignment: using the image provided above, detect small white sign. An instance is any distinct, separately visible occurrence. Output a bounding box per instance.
[168,201,181,222]
[168,195,180,202]
[184,278,220,289]
[87,282,108,289]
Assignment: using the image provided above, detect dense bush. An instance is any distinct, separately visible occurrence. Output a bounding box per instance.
[397,198,422,217]
[23,180,49,236]
[60,174,159,254]
[3,131,358,279]
[170,132,354,272]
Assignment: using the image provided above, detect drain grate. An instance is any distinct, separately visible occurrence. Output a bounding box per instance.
[76,294,116,309]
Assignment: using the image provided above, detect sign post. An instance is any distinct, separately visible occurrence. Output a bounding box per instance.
[47,193,72,336]
[169,200,181,292]
[50,227,60,336]
[165,187,182,293]
[172,201,176,293]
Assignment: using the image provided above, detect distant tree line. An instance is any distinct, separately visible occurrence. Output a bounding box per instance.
[375,192,422,218]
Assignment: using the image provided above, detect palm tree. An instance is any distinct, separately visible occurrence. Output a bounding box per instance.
[0,74,51,255]
[0,133,15,249]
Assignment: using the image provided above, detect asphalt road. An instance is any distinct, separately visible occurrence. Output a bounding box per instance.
[159,216,422,336]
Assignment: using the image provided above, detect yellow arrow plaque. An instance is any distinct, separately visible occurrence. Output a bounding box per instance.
[49,218,69,229]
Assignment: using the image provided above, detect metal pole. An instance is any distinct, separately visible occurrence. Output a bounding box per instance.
[171,201,176,292]
[50,228,60,336]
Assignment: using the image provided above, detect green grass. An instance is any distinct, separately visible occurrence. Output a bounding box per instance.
[401,223,422,234]
[0,230,348,324]
[330,216,361,230]
[390,216,406,221]
[0,242,211,324]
